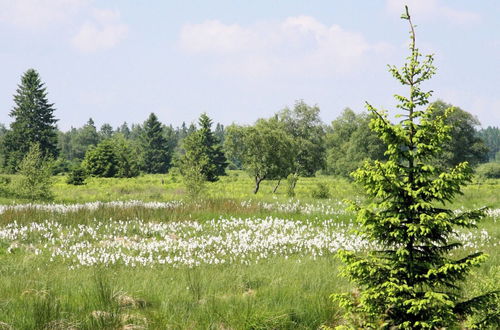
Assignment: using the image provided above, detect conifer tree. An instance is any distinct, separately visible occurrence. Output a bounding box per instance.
[179,113,227,182]
[334,7,497,328]
[2,69,58,172]
[141,113,171,174]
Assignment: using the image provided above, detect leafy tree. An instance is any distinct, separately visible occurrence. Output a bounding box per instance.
[225,119,295,194]
[477,126,500,161]
[326,108,385,178]
[113,134,140,178]
[276,100,326,176]
[430,100,488,168]
[334,7,496,328]
[140,113,172,174]
[75,118,100,159]
[16,143,53,201]
[2,69,58,172]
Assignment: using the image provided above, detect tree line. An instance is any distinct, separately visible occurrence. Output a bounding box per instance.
[0,68,499,191]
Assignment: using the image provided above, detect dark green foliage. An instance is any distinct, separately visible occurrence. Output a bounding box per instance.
[477,126,500,161]
[140,113,171,174]
[179,113,227,182]
[58,119,100,163]
[476,162,500,179]
[99,124,114,140]
[82,137,139,178]
[16,144,54,201]
[2,69,59,172]
[277,100,326,176]
[113,135,140,178]
[83,140,118,178]
[326,108,386,178]
[66,166,88,185]
[430,100,488,168]
[334,7,495,329]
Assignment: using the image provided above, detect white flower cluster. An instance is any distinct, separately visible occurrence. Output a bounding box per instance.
[0,217,370,268]
[242,199,350,215]
[0,200,184,214]
[1,216,494,269]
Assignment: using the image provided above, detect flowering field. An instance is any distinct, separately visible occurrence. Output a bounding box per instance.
[1,204,495,270]
[0,176,499,328]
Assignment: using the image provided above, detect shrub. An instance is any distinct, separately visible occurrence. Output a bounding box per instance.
[476,162,500,179]
[311,182,330,199]
[16,144,53,201]
[66,167,88,185]
[286,173,299,197]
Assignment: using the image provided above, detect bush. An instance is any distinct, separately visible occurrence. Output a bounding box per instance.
[16,144,53,201]
[286,173,299,197]
[67,167,88,185]
[476,162,500,179]
[311,182,330,199]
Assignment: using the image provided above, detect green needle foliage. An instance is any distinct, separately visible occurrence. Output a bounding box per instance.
[2,69,58,172]
[334,7,497,329]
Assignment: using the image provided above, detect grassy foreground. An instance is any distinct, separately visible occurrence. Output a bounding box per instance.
[0,172,499,329]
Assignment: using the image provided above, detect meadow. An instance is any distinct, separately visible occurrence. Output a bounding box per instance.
[0,171,498,329]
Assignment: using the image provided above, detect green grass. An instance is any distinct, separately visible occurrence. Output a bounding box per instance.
[0,171,498,328]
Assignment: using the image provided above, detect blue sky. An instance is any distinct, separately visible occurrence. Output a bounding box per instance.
[0,0,498,130]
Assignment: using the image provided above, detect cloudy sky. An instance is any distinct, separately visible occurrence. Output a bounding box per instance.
[0,0,498,130]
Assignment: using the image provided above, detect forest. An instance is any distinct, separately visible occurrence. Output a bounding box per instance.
[0,68,499,198]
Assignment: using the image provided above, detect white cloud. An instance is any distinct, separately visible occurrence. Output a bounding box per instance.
[386,0,480,24]
[179,16,391,78]
[71,9,128,53]
[0,0,88,29]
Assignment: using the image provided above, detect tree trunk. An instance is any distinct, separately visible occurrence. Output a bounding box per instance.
[272,179,281,193]
[254,177,263,194]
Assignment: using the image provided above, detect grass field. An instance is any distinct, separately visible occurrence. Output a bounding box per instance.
[0,171,498,329]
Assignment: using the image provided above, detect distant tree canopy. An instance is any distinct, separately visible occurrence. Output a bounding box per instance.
[0,70,493,180]
[2,69,58,172]
[477,126,500,161]
[276,100,326,177]
[225,118,295,193]
[325,108,386,178]
[82,135,139,178]
[429,100,488,168]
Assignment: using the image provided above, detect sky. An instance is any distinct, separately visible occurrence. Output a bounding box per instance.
[0,0,498,131]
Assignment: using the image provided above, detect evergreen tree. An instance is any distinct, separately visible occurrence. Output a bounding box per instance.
[198,113,227,180]
[334,7,496,328]
[99,123,114,140]
[141,113,171,174]
[2,69,58,172]
[179,114,227,182]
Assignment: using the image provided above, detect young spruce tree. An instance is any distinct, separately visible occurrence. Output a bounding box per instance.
[335,7,497,329]
[2,69,58,172]
[141,113,171,174]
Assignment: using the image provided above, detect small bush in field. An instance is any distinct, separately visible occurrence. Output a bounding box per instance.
[16,144,54,201]
[476,162,500,179]
[311,182,330,199]
[67,167,88,185]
